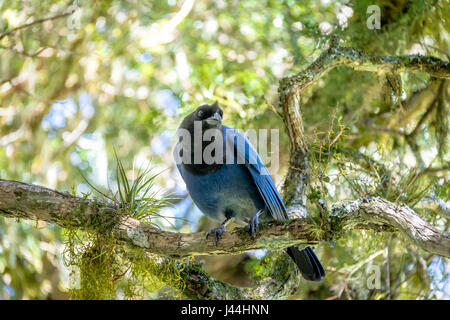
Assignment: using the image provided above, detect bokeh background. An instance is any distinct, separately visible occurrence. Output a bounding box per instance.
[0,0,448,299]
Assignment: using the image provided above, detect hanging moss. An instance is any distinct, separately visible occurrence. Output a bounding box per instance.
[122,251,187,299]
[59,153,188,299]
[245,251,296,286]
[66,233,118,300]
[62,225,187,300]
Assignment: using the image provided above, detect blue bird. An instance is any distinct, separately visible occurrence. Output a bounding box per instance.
[174,102,325,282]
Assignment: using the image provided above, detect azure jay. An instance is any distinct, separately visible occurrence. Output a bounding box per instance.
[174,102,324,281]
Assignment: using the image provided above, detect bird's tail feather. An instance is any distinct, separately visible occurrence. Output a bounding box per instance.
[286,246,325,282]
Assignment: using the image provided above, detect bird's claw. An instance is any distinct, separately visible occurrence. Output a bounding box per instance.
[206,224,226,246]
[247,211,260,239]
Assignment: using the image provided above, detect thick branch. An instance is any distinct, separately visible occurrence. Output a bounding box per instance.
[179,256,301,300]
[278,37,450,238]
[279,38,450,102]
[329,198,450,257]
[278,36,450,154]
[0,180,448,258]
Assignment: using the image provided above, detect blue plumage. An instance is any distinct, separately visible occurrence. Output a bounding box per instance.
[174,103,325,281]
[177,156,266,224]
[176,125,282,225]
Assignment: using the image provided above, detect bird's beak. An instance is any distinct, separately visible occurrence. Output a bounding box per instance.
[205,112,222,126]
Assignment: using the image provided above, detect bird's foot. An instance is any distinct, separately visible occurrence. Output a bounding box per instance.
[206,224,226,246]
[247,210,263,239]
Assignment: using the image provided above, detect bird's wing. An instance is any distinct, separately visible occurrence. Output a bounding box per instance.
[223,126,289,221]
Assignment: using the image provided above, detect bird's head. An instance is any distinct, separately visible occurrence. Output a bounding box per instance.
[193,101,223,128]
[179,101,223,132]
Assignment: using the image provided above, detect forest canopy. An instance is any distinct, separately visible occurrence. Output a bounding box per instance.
[0,0,449,300]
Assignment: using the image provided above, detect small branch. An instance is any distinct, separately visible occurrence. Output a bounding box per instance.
[406,80,445,140]
[0,11,72,41]
[366,124,406,137]
[330,198,450,257]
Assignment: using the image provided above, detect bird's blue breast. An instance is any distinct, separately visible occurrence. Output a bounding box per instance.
[177,162,265,224]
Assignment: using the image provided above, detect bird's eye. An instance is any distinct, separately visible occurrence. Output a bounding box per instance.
[197,110,204,118]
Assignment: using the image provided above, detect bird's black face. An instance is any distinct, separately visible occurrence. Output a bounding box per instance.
[177,101,225,175]
[194,102,223,128]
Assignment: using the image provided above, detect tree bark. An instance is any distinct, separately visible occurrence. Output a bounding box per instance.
[1,180,448,258]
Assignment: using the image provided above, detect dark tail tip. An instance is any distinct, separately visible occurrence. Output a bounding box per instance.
[286,246,325,282]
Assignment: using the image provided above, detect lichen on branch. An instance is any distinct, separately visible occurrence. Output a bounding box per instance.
[0,180,448,258]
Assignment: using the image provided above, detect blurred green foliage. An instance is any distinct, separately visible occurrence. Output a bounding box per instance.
[0,0,448,299]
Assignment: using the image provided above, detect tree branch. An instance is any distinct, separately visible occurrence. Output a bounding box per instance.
[1,180,448,258]
[279,37,449,100]
[0,11,72,41]
[276,36,450,254]
[179,257,301,300]
[278,36,450,153]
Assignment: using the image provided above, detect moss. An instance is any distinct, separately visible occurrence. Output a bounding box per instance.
[62,203,186,300]
[180,263,245,300]
[66,233,118,300]
[246,251,295,286]
[123,251,186,299]
[61,155,189,299]
[63,224,187,299]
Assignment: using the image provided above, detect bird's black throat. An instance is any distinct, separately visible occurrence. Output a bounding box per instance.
[178,125,227,176]
[177,103,227,175]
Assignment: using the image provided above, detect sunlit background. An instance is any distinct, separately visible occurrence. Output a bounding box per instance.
[0,0,448,299]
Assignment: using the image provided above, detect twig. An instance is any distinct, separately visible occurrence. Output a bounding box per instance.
[0,11,72,41]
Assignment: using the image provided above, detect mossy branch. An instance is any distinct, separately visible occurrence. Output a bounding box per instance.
[279,37,449,103]
[278,35,450,155]
[1,180,448,259]
[277,37,450,258]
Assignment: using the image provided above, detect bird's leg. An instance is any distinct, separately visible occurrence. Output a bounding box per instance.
[206,218,234,246]
[247,209,264,239]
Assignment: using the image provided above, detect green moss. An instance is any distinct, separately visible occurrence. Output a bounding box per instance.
[122,251,186,299]
[60,154,188,299]
[63,225,186,299]
[246,251,295,285]
[66,233,118,300]
[62,201,186,300]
